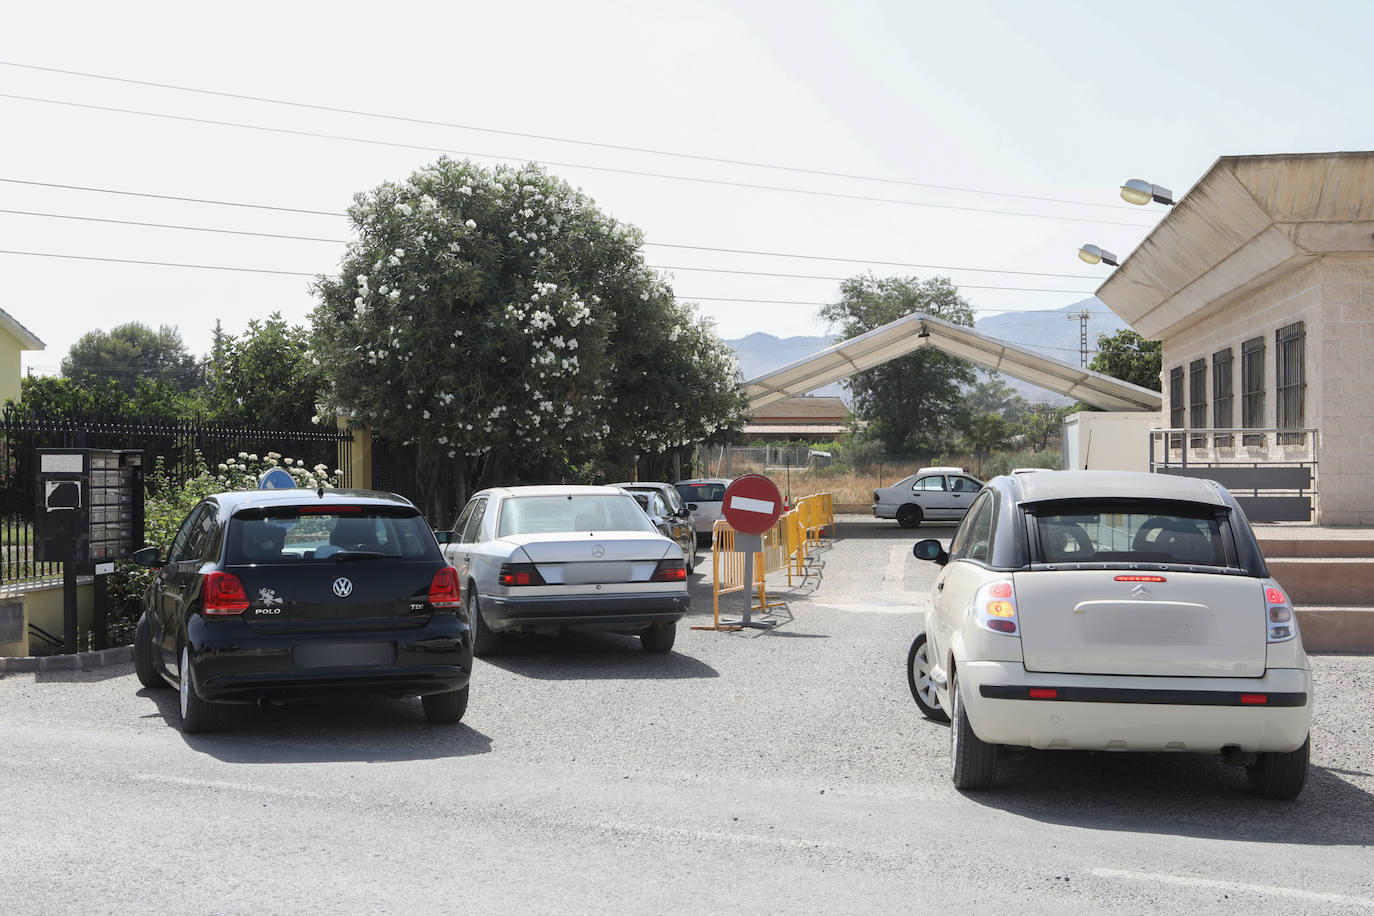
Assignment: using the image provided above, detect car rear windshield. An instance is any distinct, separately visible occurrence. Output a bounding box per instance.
[677,483,725,502]
[227,507,440,563]
[498,494,657,537]
[1027,501,1228,567]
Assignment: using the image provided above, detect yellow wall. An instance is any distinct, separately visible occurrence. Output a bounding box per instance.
[0,328,22,405]
[0,581,96,657]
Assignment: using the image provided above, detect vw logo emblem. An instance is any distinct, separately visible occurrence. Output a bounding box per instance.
[332,577,354,597]
[592,544,605,558]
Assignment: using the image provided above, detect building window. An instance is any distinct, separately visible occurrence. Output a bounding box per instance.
[1241,336,1266,446]
[1276,321,1306,445]
[1189,358,1207,447]
[1213,347,1233,447]
[1168,366,1185,448]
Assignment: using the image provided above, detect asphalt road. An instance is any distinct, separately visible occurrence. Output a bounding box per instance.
[2,515,1371,913]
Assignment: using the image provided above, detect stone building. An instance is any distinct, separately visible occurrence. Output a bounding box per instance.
[1097,151,1374,525]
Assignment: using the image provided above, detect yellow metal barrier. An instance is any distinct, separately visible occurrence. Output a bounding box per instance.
[696,492,835,629]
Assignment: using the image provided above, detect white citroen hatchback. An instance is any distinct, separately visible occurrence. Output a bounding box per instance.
[910,470,1312,798]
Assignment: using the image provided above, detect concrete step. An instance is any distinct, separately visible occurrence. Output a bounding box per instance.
[1258,537,1374,559]
[1296,606,1374,653]
[1266,557,1374,606]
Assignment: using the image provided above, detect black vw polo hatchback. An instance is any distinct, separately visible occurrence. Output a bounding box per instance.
[132,488,472,733]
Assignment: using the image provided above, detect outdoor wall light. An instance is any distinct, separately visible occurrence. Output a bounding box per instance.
[1077,244,1119,266]
[1120,178,1175,206]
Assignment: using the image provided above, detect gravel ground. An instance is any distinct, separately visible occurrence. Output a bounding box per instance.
[1,514,1370,913]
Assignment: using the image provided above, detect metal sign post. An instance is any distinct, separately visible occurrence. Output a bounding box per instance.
[721,474,784,630]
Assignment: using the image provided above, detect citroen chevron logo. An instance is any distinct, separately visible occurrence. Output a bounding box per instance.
[1132,584,1153,599]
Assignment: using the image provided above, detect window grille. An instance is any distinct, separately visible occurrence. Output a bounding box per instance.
[1212,347,1233,447]
[1168,366,1185,449]
[1276,321,1306,446]
[1241,336,1266,446]
[1189,358,1207,447]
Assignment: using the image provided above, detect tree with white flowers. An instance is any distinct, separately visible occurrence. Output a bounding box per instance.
[311,157,745,521]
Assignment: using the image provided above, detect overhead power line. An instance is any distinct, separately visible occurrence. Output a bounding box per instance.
[0,177,340,217]
[0,193,1109,280]
[0,248,316,277]
[0,93,1156,228]
[0,59,1145,214]
[0,248,1097,300]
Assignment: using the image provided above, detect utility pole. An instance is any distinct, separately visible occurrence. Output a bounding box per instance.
[1067,311,1090,368]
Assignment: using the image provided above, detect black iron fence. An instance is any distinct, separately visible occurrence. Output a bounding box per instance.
[1,407,352,584]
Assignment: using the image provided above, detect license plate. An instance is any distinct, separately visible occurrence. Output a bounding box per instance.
[293,642,395,669]
[563,562,632,585]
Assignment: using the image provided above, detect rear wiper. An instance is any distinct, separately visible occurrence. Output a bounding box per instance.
[334,550,387,561]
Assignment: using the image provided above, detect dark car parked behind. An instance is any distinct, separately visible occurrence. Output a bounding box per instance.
[132,488,473,733]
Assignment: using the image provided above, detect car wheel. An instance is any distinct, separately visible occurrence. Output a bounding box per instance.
[1247,735,1309,800]
[469,590,507,658]
[178,645,217,735]
[950,669,996,790]
[421,684,469,724]
[896,505,923,529]
[906,632,948,722]
[134,612,167,690]
[640,621,677,654]
[684,543,695,575]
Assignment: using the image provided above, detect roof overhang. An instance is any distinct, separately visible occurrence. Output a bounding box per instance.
[744,312,1162,412]
[0,306,44,350]
[1097,151,1374,339]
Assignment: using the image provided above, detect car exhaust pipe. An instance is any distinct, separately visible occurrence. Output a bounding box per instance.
[256,696,272,709]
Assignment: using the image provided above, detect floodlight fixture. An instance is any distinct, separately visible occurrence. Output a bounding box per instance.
[1120,178,1175,206]
[1077,244,1119,267]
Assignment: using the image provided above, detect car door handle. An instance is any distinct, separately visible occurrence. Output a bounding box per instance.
[936,580,945,591]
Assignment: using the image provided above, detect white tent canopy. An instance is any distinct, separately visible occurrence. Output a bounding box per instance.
[744,312,1162,412]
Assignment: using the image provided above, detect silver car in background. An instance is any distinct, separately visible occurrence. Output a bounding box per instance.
[674,477,732,545]
[438,485,689,656]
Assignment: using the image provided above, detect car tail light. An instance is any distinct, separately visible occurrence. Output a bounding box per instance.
[428,566,462,610]
[1262,579,1295,642]
[203,571,250,615]
[650,559,687,582]
[295,505,363,514]
[1029,687,1058,699]
[974,579,1019,636]
[1115,575,1168,583]
[499,563,547,587]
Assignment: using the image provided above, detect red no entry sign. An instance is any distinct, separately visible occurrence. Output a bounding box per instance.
[721,474,783,535]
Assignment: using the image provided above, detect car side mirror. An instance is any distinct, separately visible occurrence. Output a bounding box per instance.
[687,503,699,511]
[434,530,452,545]
[913,539,948,566]
[131,545,164,568]
[676,507,691,519]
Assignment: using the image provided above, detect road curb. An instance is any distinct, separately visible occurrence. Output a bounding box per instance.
[0,645,132,674]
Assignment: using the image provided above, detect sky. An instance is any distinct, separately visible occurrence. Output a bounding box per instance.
[4,0,1372,377]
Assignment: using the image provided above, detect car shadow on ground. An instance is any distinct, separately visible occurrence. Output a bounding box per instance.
[934,728,1374,846]
[138,686,494,764]
[478,629,719,680]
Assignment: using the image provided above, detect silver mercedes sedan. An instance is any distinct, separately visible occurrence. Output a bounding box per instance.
[437,485,690,656]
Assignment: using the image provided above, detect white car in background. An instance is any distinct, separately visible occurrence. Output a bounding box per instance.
[909,470,1312,798]
[675,478,732,545]
[872,466,984,528]
[438,486,689,656]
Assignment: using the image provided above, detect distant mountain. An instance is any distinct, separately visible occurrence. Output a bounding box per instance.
[723,298,1129,406]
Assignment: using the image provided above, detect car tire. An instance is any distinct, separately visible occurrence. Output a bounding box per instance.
[1247,735,1309,800]
[640,621,677,654]
[421,684,469,724]
[906,632,948,722]
[134,612,167,690]
[684,544,695,575]
[469,591,508,658]
[896,505,923,529]
[178,645,217,735]
[950,669,996,790]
